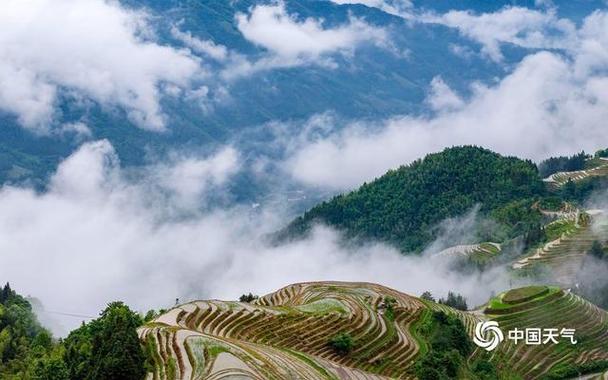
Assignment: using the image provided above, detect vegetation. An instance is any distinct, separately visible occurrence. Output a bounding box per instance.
[438,292,468,311]
[538,196,563,211]
[541,360,608,379]
[490,198,545,249]
[502,285,549,304]
[559,176,608,202]
[0,283,148,380]
[471,358,499,380]
[283,146,545,252]
[420,291,435,302]
[328,332,354,355]
[594,148,608,158]
[0,283,60,379]
[538,151,589,178]
[415,311,472,380]
[63,302,146,380]
[382,296,397,321]
[238,293,259,303]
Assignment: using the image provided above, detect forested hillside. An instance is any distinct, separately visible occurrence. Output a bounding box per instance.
[0,283,147,380]
[283,146,546,252]
[0,283,58,379]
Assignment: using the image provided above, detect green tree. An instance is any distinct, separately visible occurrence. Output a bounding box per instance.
[420,291,435,302]
[329,332,354,355]
[90,302,145,380]
[538,151,589,178]
[32,353,69,380]
[64,302,146,380]
[439,292,468,311]
[561,179,576,199]
[415,312,472,380]
[239,293,258,303]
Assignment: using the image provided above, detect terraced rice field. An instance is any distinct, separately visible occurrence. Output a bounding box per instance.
[543,159,608,188]
[140,282,449,379]
[480,286,608,379]
[140,282,608,379]
[513,213,608,285]
[435,242,501,263]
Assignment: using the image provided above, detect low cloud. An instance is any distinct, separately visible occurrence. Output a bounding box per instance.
[170,26,229,62]
[152,147,240,210]
[233,2,390,72]
[284,27,608,189]
[0,0,202,132]
[428,7,576,62]
[328,2,577,63]
[329,0,414,19]
[0,140,513,335]
[272,7,608,190]
[426,76,465,112]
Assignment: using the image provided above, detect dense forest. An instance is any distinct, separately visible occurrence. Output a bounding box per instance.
[0,283,147,380]
[0,283,56,379]
[282,146,546,252]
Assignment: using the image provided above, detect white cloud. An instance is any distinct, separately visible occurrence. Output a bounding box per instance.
[57,122,93,140]
[575,11,608,78]
[0,0,202,132]
[426,76,464,112]
[153,147,240,209]
[329,0,414,19]
[171,26,229,62]
[429,7,577,62]
[0,140,513,335]
[234,2,389,70]
[327,2,578,63]
[284,46,608,189]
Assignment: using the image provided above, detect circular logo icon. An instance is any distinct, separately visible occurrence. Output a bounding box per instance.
[474,321,504,351]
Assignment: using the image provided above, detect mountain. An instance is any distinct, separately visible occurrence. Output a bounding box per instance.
[0,0,528,194]
[140,281,608,379]
[282,146,546,252]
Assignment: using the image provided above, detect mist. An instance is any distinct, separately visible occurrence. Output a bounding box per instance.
[0,139,517,336]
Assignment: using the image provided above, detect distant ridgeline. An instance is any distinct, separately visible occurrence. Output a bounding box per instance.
[281,146,608,255]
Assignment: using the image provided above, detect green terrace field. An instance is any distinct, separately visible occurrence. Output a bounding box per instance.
[512,212,608,285]
[435,242,502,265]
[543,158,608,188]
[481,286,608,379]
[139,282,608,380]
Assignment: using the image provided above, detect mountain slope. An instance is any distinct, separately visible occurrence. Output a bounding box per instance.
[0,0,522,192]
[282,146,545,252]
[482,286,608,379]
[140,282,608,380]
